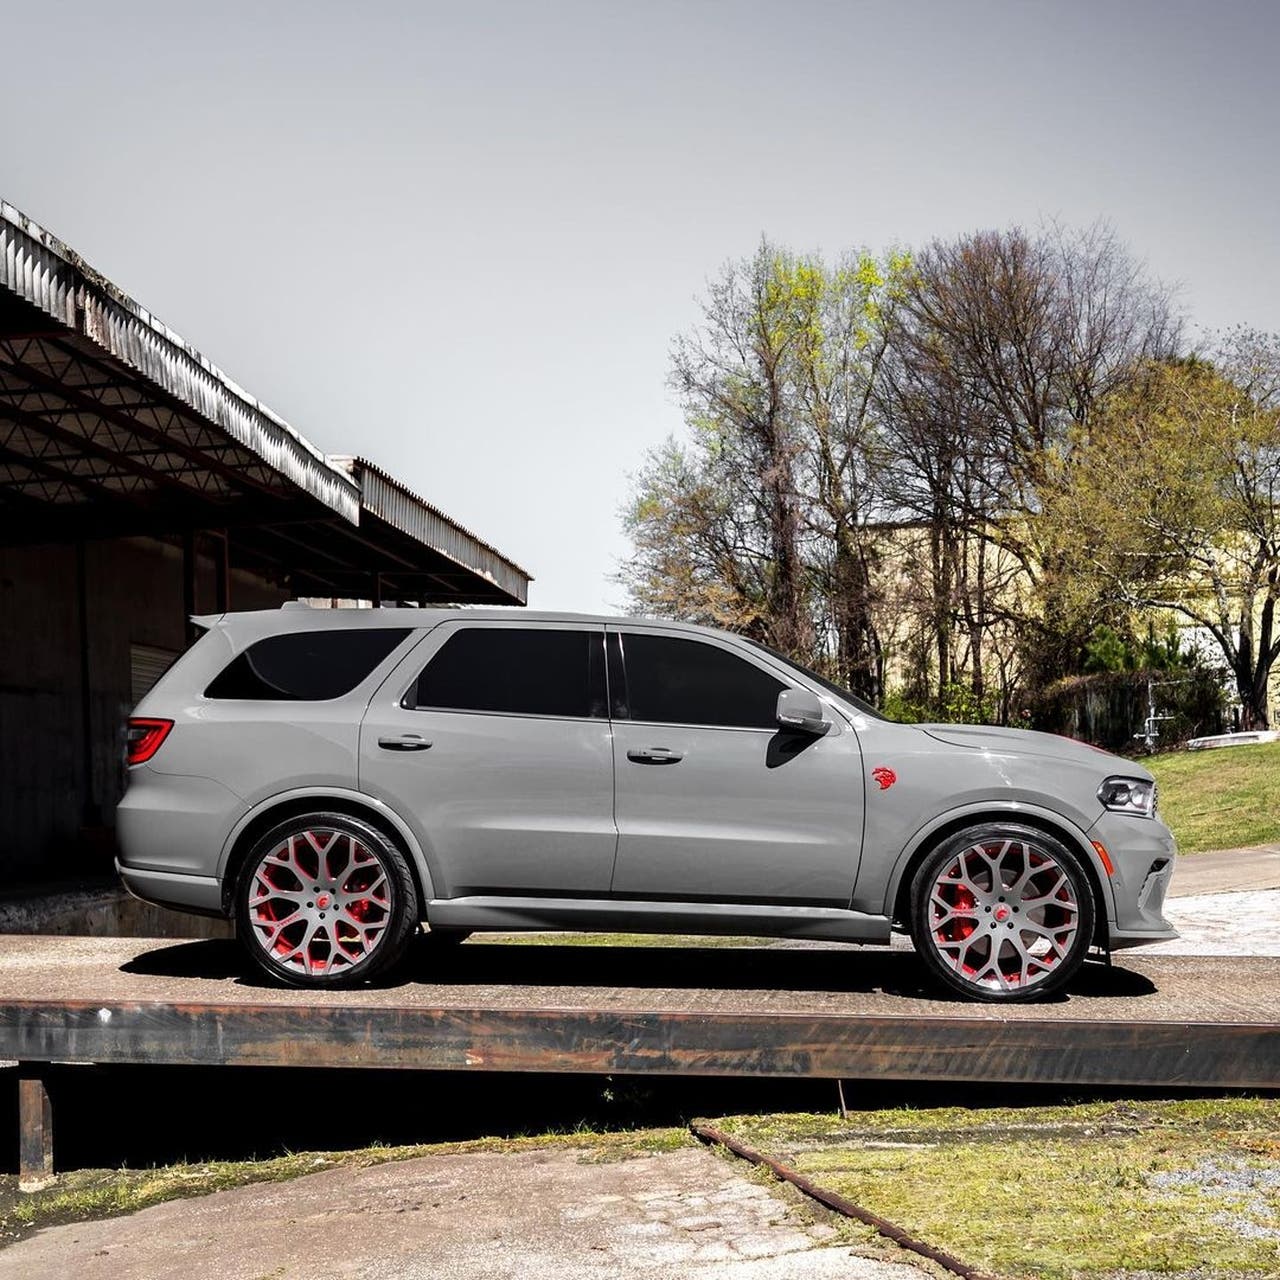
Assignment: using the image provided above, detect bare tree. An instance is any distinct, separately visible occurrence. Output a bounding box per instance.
[878,223,1182,703]
[659,243,813,654]
[622,243,902,690]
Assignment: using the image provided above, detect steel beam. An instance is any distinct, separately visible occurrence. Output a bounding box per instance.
[0,336,282,501]
[0,1000,1275,1089]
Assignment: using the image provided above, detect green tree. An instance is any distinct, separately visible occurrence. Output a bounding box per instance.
[1041,342,1280,727]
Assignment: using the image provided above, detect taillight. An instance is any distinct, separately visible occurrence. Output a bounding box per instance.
[126,718,173,766]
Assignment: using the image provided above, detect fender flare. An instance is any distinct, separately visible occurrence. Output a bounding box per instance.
[216,786,438,906]
[879,799,1117,927]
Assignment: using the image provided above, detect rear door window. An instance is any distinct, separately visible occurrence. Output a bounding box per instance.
[620,633,785,729]
[205,628,411,701]
[407,627,606,719]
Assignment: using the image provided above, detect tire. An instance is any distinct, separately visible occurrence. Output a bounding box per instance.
[908,822,1095,1003]
[235,811,419,988]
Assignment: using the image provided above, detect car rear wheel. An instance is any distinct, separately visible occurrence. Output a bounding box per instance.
[235,812,418,988]
[909,823,1095,1003]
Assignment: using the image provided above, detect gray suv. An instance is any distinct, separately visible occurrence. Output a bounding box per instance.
[117,607,1177,1001]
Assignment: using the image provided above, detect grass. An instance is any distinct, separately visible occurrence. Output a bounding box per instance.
[1144,740,1280,852]
[0,1127,689,1250]
[711,1097,1280,1280]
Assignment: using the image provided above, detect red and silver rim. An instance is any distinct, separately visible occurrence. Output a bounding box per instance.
[247,829,392,977]
[927,839,1080,993]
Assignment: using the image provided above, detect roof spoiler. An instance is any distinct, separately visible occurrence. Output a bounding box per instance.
[190,613,225,632]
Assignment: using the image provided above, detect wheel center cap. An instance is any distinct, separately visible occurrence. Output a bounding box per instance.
[994,905,1011,922]
[316,893,331,910]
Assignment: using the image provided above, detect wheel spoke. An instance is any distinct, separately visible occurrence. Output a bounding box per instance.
[342,871,387,904]
[1022,873,1069,910]
[249,885,308,908]
[326,835,355,884]
[258,910,301,943]
[1006,844,1039,897]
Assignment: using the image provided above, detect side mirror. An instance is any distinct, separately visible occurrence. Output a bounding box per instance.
[776,687,831,736]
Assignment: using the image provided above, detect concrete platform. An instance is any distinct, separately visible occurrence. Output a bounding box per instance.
[0,934,1274,1068]
[0,934,1276,1186]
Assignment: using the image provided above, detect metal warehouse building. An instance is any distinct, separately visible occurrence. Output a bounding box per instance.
[0,201,530,881]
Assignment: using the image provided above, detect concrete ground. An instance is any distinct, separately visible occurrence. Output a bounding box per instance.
[1151,846,1280,957]
[1150,890,1280,956]
[1166,845,1280,897]
[0,1146,921,1280]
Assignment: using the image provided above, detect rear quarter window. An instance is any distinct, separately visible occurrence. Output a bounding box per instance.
[205,628,410,701]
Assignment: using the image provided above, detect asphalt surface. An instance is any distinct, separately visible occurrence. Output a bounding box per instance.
[0,1147,922,1280]
[0,933,1275,1024]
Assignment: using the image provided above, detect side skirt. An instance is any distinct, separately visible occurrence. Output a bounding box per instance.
[425,896,891,944]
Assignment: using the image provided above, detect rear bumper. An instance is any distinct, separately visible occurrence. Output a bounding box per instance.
[115,860,225,918]
[116,766,247,877]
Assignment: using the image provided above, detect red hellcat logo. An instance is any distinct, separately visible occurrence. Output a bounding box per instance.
[871,766,897,791]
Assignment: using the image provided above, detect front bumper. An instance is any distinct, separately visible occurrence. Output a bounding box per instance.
[1087,809,1179,948]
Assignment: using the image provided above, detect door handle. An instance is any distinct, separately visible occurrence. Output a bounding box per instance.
[626,747,684,764]
[378,734,433,752]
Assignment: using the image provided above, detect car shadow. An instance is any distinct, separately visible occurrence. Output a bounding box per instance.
[121,938,248,982]
[411,940,946,999]
[120,936,1158,1003]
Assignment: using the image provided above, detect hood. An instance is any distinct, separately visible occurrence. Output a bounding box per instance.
[918,723,1148,775]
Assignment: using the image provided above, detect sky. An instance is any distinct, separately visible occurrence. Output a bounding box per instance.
[1,0,1277,612]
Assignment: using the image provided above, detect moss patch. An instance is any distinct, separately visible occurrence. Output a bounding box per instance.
[712,1098,1280,1278]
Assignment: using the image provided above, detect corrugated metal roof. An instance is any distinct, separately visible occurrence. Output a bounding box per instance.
[0,200,359,523]
[330,455,531,605]
[1,200,531,604]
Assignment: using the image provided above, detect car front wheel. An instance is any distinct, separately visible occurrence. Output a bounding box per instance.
[909,823,1096,1002]
[235,812,418,988]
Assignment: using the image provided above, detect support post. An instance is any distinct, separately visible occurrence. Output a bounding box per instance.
[75,541,98,825]
[182,529,197,645]
[17,1068,53,1192]
[213,529,230,613]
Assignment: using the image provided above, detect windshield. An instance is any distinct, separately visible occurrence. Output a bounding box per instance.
[745,640,889,721]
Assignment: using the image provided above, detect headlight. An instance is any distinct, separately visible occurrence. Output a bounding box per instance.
[1098,776,1156,817]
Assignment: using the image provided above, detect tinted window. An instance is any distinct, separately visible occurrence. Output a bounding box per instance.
[621,633,785,729]
[744,639,887,720]
[205,628,410,701]
[409,628,606,719]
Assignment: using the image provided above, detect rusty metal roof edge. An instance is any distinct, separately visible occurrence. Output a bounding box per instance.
[330,454,532,604]
[0,199,360,524]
